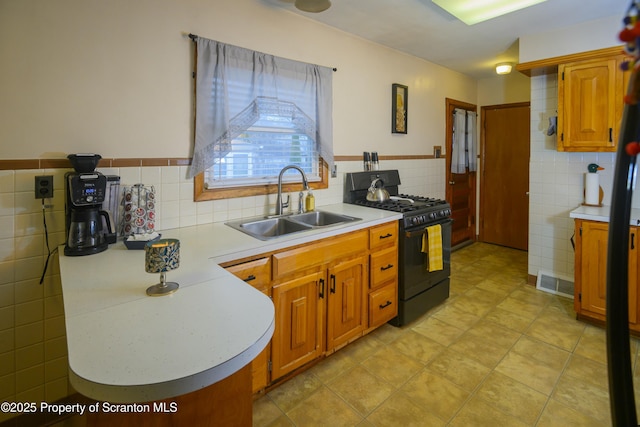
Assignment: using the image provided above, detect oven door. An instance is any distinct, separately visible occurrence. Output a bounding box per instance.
[399,218,452,300]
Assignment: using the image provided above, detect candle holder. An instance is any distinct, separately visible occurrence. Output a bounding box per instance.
[144,238,180,296]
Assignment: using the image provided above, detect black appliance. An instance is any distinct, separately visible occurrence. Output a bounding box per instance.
[344,170,452,326]
[64,154,117,256]
[606,4,640,425]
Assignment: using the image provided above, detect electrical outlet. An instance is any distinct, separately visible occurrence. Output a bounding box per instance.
[35,175,54,199]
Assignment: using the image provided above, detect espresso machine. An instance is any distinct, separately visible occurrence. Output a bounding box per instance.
[64,154,119,256]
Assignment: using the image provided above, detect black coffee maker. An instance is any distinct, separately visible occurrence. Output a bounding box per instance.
[64,154,117,256]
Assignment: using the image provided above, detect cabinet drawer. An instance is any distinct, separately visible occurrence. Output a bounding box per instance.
[369,222,398,251]
[369,283,397,328]
[370,247,398,289]
[225,257,271,292]
[273,230,367,279]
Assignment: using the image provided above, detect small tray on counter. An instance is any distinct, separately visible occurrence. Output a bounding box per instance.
[124,234,162,250]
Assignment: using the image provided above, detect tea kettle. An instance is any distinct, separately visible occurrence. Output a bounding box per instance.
[366,178,390,202]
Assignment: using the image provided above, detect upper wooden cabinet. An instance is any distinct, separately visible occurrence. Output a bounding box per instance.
[557,55,626,152]
[516,46,629,153]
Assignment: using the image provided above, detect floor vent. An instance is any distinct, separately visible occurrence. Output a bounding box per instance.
[536,271,574,299]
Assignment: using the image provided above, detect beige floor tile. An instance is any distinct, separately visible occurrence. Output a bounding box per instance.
[483,306,534,333]
[475,278,518,296]
[286,386,363,426]
[537,398,609,427]
[389,329,446,365]
[338,333,385,363]
[497,295,546,319]
[426,348,491,392]
[448,332,511,369]
[448,395,529,427]
[551,374,611,425]
[431,303,481,331]
[465,319,521,349]
[267,371,323,413]
[475,371,547,425]
[366,322,406,345]
[525,307,586,351]
[573,325,607,365]
[253,396,285,427]
[512,336,571,371]
[443,292,497,317]
[563,353,608,390]
[412,316,465,346]
[327,366,395,416]
[366,391,445,427]
[360,346,423,387]
[401,370,469,422]
[311,348,358,383]
[495,350,564,396]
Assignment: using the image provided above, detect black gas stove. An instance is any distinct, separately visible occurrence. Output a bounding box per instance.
[344,170,451,326]
[344,170,451,229]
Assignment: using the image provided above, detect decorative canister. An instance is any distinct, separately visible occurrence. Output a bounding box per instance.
[122,184,156,236]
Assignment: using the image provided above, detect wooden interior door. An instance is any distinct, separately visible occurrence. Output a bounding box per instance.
[480,103,530,251]
[445,98,477,248]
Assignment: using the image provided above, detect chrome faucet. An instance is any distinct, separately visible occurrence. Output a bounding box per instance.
[276,165,309,215]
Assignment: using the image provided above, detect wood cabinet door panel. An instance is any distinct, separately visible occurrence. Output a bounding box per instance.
[271,272,323,380]
[327,257,366,351]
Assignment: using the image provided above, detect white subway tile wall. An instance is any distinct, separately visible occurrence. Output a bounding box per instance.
[0,158,445,421]
[527,73,635,281]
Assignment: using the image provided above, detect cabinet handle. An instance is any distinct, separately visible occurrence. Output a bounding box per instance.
[330,274,336,294]
[379,233,393,239]
[319,278,325,299]
[381,264,394,271]
[609,127,613,142]
[379,300,392,309]
[632,233,635,250]
[243,274,256,282]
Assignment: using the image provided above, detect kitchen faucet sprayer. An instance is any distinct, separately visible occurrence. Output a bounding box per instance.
[276,165,309,215]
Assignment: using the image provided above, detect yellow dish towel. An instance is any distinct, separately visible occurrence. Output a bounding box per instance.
[421,224,443,272]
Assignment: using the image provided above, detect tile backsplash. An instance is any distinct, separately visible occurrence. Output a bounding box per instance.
[0,157,444,421]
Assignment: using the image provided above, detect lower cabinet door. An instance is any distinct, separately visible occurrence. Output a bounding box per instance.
[327,256,367,351]
[271,271,324,380]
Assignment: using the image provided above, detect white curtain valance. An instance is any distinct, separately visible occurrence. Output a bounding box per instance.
[188,37,334,179]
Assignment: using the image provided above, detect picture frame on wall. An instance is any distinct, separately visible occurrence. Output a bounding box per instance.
[392,83,408,134]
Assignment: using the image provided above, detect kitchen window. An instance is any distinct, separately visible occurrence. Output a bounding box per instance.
[189,37,333,201]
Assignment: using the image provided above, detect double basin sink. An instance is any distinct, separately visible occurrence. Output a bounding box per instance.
[226,210,361,240]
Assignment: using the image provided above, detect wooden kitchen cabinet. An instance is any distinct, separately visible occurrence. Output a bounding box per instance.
[558,55,627,152]
[271,271,324,380]
[223,257,271,393]
[574,219,639,330]
[368,222,398,328]
[326,256,367,351]
[221,221,399,390]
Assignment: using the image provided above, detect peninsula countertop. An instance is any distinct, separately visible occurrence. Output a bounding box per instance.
[58,203,401,403]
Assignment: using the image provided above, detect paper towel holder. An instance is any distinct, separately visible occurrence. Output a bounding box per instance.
[582,187,604,207]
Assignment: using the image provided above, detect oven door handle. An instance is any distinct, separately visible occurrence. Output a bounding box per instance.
[404,218,452,238]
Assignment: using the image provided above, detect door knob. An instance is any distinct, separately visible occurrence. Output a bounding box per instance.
[449,181,456,185]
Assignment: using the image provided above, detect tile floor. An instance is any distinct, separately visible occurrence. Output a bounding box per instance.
[252,242,637,427]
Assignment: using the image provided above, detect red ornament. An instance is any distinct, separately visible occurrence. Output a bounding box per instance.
[625,141,640,156]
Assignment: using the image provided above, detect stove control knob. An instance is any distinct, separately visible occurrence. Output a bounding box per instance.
[429,212,436,220]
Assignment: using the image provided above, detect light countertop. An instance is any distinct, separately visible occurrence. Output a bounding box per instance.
[59,203,401,403]
[570,205,640,225]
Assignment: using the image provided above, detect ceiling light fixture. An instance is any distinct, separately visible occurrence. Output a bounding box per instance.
[431,0,547,25]
[495,62,513,75]
[295,0,331,13]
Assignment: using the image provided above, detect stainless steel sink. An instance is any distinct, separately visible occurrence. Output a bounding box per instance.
[226,210,361,240]
[288,211,360,227]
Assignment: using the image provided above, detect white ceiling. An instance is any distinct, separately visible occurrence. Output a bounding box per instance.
[263,0,629,79]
